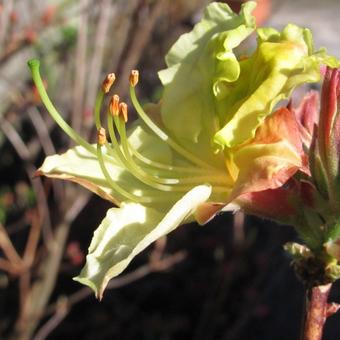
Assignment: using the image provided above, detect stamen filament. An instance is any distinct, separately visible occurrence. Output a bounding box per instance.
[108,109,230,188]
[129,85,216,170]
[115,116,229,190]
[113,115,184,190]
[95,74,116,130]
[96,143,152,203]
[28,59,96,155]
[130,147,231,184]
[106,116,198,201]
[94,91,104,130]
[130,146,226,176]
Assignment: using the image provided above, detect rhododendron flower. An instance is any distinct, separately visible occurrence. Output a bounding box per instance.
[28,2,339,299]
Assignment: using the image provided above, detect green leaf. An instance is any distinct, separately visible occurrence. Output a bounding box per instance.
[73,185,212,299]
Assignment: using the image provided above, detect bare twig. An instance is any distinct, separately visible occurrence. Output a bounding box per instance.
[0,0,14,49]
[0,117,31,160]
[12,192,90,340]
[39,252,183,339]
[233,211,245,246]
[0,1,68,65]
[0,257,22,275]
[115,0,167,96]
[45,250,186,317]
[149,236,168,264]
[84,0,111,129]
[33,298,68,340]
[0,116,53,244]
[0,224,23,266]
[27,107,57,161]
[22,210,41,267]
[70,0,89,136]
[27,106,64,202]
[302,283,333,340]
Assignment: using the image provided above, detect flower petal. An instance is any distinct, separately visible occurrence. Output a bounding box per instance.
[194,202,225,225]
[37,145,123,205]
[158,1,255,150]
[73,185,212,299]
[318,67,340,205]
[230,107,306,200]
[236,186,298,223]
[214,24,339,149]
[36,122,175,205]
[291,90,319,147]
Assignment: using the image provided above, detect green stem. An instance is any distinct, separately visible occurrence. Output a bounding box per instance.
[27,59,95,155]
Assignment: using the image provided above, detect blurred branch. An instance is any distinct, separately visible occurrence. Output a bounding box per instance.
[70,0,89,137]
[44,250,187,318]
[0,223,23,266]
[0,117,53,243]
[115,0,167,96]
[26,107,56,162]
[84,0,111,130]
[33,298,69,340]
[11,192,91,340]
[0,0,14,50]
[27,106,64,203]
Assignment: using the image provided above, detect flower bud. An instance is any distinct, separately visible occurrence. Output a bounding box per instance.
[316,67,340,210]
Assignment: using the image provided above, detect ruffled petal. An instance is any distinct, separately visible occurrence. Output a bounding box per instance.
[214,24,339,149]
[158,1,256,151]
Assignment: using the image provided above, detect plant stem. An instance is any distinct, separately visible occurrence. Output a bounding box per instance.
[301,283,332,340]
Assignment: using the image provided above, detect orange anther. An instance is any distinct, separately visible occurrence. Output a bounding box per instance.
[109,95,120,116]
[102,73,116,93]
[119,102,128,123]
[129,70,139,87]
[97,127,107,145]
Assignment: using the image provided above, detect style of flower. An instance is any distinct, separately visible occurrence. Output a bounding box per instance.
[28,1,339,299]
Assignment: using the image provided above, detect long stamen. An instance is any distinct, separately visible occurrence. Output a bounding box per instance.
[106,113,190,200]
[95,73,115,130]
[130,145,227,178]
[112,103,185,190]
[30,60,230,200]
[130,145,231,185]
[28,59,95,155]
[96,128,152,203]
[129,71,216,170]
[107,96,230,187]
[114,107,230,190]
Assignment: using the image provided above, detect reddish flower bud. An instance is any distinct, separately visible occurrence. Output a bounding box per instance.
[317,67,340,209]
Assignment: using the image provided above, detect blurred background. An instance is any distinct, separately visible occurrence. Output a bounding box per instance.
[0,0,340,339]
